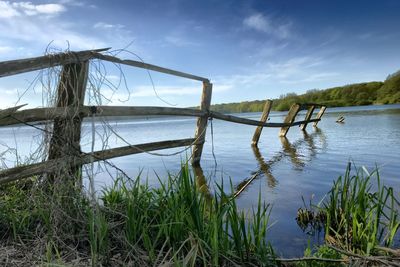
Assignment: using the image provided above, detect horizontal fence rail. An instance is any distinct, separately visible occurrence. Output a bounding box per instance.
[92,53,209,82]
[0,105,321,128]
[209,111,321,128]
[0,138,197,184]
[0,106,207,127]
[0,48,327,185]
[0,48,110,78]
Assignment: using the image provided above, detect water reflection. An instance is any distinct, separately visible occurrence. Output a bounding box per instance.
[234,128,327,197]
[280,137,305,169]
[251,146,277,188]
[192,128,327,199]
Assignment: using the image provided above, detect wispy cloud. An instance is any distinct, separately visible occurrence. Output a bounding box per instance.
[165,35,199,47]
[94,22,125,30]
[132,86,200,97]
[163,21,203,47]
[213,55,338,96]
[0,1,65,18]
[243,13,292,39]
[0,1,106,54]
[57,0,86,7]
[0,46,12,54]
[280,72,339,84]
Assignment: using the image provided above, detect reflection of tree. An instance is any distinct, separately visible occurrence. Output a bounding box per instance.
[233,128,327,198]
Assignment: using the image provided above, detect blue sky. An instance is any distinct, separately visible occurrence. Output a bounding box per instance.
[1,0,400,108]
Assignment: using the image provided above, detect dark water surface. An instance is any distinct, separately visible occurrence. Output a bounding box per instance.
[1,104,399,256]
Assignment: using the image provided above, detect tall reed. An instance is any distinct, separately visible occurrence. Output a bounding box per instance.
[98,163,276,266]
[321,163,400,255]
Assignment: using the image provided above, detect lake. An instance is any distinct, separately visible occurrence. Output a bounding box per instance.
[1,103,399,257]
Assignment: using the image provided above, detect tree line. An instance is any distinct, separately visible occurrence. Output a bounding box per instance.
[211,71,400,112]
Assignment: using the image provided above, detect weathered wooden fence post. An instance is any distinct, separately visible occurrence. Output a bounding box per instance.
[48,61,89,185]
[192,81,212,166]
[300,105,315,131]
[252,99,272,146]
[313,106,326,127]
[279,103,301,137]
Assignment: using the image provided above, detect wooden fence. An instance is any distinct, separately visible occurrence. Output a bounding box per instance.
[0,48,326,185]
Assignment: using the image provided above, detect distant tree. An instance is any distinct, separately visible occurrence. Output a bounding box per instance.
[209,72,399,113]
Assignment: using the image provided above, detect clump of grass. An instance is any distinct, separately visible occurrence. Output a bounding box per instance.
[324,163,400,254]
[0,164,276,266]
[100,164,275,266]
[297,163,400,256]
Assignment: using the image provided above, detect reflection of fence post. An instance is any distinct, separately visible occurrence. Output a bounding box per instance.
[48,61,89,185]
[313,106,326,127]
[279,103,301,137]
[252,100,272,146]
[192,81,212,166]
[300,105,315,131]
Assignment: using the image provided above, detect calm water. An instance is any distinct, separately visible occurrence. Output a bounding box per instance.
[1,104,399,256]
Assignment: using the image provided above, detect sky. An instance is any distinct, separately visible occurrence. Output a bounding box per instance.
[1,0,400,108]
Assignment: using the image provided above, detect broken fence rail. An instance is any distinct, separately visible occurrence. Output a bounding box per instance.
[0,49,327,184]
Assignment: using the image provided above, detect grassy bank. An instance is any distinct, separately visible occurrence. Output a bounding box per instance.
[0,164,275,266]
[0,163,399,266]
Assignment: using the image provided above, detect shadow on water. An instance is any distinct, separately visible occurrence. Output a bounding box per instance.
[234,127,327,197]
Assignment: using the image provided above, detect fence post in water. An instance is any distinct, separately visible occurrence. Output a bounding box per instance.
[313,106,327,127]
[300,105,315,131]
[192,81,212,166]
[279,103,301,137]
[48,61,89,185]
[251,99,273,146]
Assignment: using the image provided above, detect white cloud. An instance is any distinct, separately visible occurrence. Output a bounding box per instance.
[280,72,339,84]
[131,84,231,98]
[0,5,105,51]
[0,19,104,50]
[243,13,292,39]
[244,13,271,33]
[132,86,201,97]
[0,86,40,109]
[165,35,199,47]
[57,0,85,7]
[0,1,126,54]
[0,1,19,18]
[213,56,337,94]
[0,1,65,18]
[163,21,203,47]
[94,22,124,30]
[92,22,135,50]
[0,46,12,54]
[104,75,121,82]
[94,83,231,106]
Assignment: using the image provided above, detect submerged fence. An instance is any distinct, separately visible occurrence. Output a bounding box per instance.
[0,48,326,184]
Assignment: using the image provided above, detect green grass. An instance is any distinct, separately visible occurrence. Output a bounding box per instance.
[1,162,399,266]
[324,164,400,255]
[297,163,400,256]
[99,165,275,266]
[0,164,276,266]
